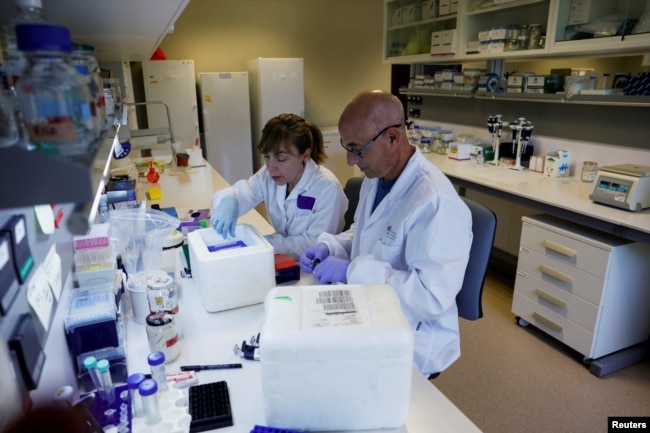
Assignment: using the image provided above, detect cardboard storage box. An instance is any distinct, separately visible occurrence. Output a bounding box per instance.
[260,284,414,431]
[187,224,274,312]
[421,0,437,19]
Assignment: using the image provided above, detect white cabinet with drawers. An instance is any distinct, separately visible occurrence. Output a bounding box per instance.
[512,214,650,361]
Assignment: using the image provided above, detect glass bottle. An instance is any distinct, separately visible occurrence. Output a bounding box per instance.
[14,23,95,164]
[2,0,48,86]
[581,161,598,182]
[0,72,19,147]
[71,43,105,138]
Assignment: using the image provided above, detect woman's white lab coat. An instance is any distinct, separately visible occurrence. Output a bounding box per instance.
[318,148,472,375]
[212,159,348,259]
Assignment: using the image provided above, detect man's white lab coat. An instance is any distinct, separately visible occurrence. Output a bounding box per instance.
[318,148,473,375]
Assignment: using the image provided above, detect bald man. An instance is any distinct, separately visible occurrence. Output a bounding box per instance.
[300,90,473,378]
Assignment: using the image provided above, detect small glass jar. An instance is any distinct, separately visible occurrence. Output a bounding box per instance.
[147,272,178,314]
[527,24,542,50]
[581,161,598,182]
[146,311,180,363]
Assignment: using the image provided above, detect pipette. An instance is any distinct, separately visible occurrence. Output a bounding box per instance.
[487,114,503,166]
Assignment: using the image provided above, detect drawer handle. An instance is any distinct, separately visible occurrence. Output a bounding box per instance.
[534,289,566,308]
[539,265,572,284]
[532,312,563,333]
[542,240,576,258]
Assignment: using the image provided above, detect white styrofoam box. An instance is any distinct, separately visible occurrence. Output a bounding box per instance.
[187,224,274,312]
[450,0,458,14]
[260,284,414,432]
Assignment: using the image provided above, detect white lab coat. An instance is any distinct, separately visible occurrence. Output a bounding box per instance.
[318,148,472,375]
[212,159,348,259]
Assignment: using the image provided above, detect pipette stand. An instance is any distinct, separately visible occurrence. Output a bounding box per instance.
[510,137,526,171]
[509,121,526,171]
[487,115,503,166]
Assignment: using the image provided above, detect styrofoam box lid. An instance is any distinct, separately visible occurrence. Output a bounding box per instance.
[261,284,414,362]
[187,224,271,260]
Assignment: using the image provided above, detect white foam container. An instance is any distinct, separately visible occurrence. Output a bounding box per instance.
[260,284,414,431]
[187,224,274,312]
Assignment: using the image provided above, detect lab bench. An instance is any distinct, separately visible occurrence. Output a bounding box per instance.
[119,161,482,433]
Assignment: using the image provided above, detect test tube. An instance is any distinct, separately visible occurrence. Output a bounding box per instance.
[147,351,168,392]
[96,359,115,404]
[138,379,162,425]
[83,356,102,392]
[127,373,146,418]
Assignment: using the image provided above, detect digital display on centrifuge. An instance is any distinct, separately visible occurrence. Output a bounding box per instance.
[597,180,630,194]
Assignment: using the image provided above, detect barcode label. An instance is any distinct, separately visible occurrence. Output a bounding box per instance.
[316,289,356,314]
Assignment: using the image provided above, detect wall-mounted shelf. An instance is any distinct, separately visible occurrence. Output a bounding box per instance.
[400,86,650,107]
[384,0,650,65]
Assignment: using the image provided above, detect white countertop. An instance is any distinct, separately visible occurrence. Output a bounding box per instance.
[422,152,650,239]
[125,273,482,433]
[123,160,482,433]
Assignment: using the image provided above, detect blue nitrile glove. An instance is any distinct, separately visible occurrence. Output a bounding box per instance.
[299,243,330,273]
[210,195,239,239]
[313,256,350,284]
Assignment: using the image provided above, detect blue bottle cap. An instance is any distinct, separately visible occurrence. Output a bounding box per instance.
[147,351,165,366]
[127,373,147,390]
[138,379,158,397]
[15,23,72,53]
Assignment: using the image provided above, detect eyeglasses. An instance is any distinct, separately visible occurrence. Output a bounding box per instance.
[340,123,402,157]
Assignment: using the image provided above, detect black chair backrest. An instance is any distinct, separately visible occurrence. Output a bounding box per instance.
[343,177,363,231]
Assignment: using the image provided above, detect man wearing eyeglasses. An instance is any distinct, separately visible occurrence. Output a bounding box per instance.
[299,89,473,378]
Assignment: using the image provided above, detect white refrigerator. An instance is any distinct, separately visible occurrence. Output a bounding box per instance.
[247,58,304,171]
[199,72,254,184]
[142,60,200,151]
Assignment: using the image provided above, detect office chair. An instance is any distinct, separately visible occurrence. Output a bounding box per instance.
[343,176,363,231]
[455,196,497,321]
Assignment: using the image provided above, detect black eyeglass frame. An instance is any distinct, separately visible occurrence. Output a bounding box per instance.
[340,123,402,157]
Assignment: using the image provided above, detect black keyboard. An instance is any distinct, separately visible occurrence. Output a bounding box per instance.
[188,381,233,432]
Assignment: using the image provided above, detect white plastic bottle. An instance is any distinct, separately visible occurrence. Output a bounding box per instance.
[147,351,168,392]
[127,372,146,418]
[138,379,162,426]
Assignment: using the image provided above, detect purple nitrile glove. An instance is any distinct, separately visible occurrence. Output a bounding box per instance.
[313,256,350,284]
[298,243,330,273]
